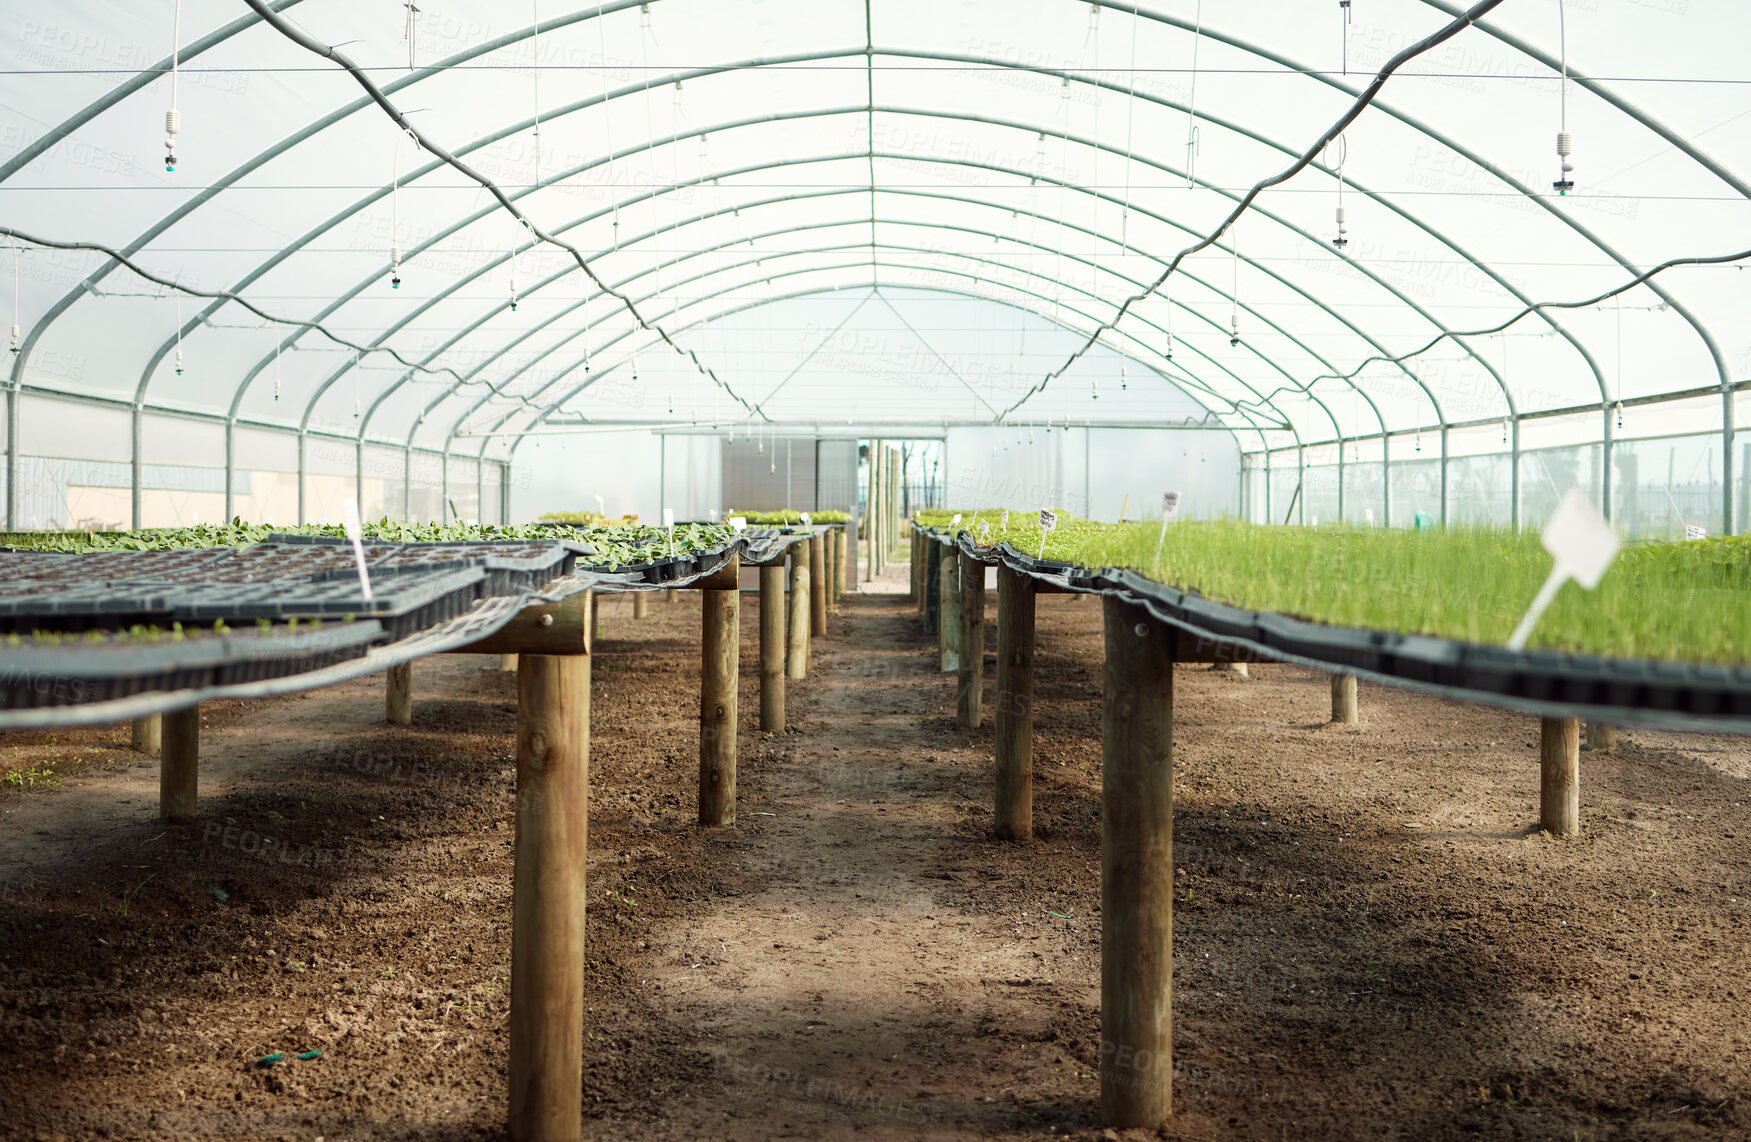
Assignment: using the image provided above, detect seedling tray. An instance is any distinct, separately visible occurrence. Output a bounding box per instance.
[0,620,385,710]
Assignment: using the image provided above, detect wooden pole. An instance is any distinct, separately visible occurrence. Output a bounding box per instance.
[938,543,961,674]
[809,533,827,636]
[834,524,847,601]
[590,593,601,645]
[699,573,740,827]
[507,651,590,1142]
[787,554,810,681]
[386,662,413,725]
[499,653,520,671]
[1540,715,1581,836]
[130,714,161,756]
[1100,597,1175,1129]
[1584,722,1618,751]
[957,552,986,728]
[759,563,786,732]
[160,704,199,821]
[632,591,648,619]
[994,565,1036,840]
[912,530,924,612]
[666,587,678,604]
[923,540,941,634]
[1330,673,1358,724]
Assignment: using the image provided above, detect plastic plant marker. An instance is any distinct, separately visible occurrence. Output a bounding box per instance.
[951,513,963,527]
[978,520,990,544]
[663,508,675,556]
[800,512,811,526]
[1156,491,1182,559]
[1506,488,1620,652]
[1687,524,1706,541]
[296,1049,322,1061]
[1038,509,1057,558]
[341,501,374,603]
[257,1053,285,1068]
[1364,508,1375,526]
[728,516,747,532]
[1001,510,1009,534]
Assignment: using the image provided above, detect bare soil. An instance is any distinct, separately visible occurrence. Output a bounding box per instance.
[1,566,1748,1141]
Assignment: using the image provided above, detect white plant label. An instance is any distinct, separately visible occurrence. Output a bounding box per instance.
[1506,488,1620,652]
[800,512,811,526]
[978,520,991,544]
[341,499,374,603]
[1038,508,1057,558]
[1156,490,1182,559]
[727,515,748,532]
[1001,509,1009,534]
[663,507,676,556]
[951,513,963,527]
[1687,524,1706,541]
[593,494,605,516]
[1364,508,1375,526]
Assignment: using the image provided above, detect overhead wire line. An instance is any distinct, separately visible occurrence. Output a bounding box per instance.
[996,0,1508,422]
[238,0,763,419]
[0,226,553,414]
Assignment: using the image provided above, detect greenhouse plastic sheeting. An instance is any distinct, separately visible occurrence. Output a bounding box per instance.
[2,1,1745,533]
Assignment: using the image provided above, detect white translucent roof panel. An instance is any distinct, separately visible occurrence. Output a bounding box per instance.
[1,0,1746,502]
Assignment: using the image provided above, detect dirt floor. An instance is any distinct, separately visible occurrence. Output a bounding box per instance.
[1,559,1749,1140]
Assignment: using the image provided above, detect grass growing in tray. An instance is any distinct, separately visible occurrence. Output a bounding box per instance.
[916,510,1751,665]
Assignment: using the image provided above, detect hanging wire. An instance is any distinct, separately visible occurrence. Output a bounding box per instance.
[1340,0,1352,76]
[1229,232,1241,347]
[1553,0,1574,193]
[163,0,182,172]
[8,241,19,353]
[1184,0,1203,189]
[171,287,186,375]
[1330,134,1350,248]
[530,0,542,187]
[389,129,413,289]
[1119,2,1140,259]
[273,339,281,401]
[404,0,420,70]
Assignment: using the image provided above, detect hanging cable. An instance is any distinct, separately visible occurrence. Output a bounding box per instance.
[998,0,1508,423]
[9,241,19,353]
[1340,0,1352,75]
[1330,135,1350,248]
[404,0,420,70]
[1229,234,1241,347]
[163,0,182,172]
[1184,0,1203,189]
[530,0,542,187]
[173,291,184,375]
[389,129,411,289]
[1554,0,1574,194]
[239,0,763,418]
[273,340,281,401]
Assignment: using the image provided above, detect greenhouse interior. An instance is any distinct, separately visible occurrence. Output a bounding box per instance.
[1,0,1748,1139]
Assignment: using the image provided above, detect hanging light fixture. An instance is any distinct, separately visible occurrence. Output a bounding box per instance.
[164,0,182,172]
[1330,135,1349,248]
[1553,0,1575,194]
[273,341,281,401]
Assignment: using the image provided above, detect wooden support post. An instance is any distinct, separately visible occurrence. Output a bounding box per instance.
[1584,722,1618,751]
[917,528,931,609]
[759,564,785,732]
[666,588,678,604]
[923,541,941,634]
[1100,597,1175,1129]
[957,553,985,728]
[633,591,648,619]
[507,651,590,1142]
[1540,716,1581,836]
[835,525,848,601]
[160,705,199,821]
[809,533,827,636]
[386,662,413,725]
[500,654,520,671]
[1330,673,1358,725]
[699,575,739,827]
[995,565,1036,840]
[590,593,601,645]
[938,545,960,674]
[787,554,810,681]
[130,714,161,756]
[867,442,881,579]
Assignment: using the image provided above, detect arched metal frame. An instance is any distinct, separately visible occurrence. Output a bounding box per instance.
[4,0,1742,532]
